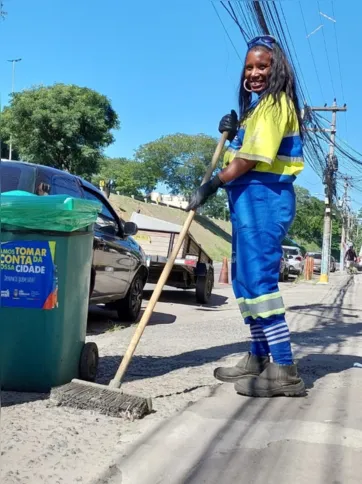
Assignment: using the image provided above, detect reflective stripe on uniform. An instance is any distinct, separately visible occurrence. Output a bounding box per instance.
[236,291,285,319]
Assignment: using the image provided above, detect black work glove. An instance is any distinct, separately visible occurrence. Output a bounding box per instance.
[218,109,238,142]
[186,175,224,212]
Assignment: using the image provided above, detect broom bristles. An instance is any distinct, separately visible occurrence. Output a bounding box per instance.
[50,381,152,420]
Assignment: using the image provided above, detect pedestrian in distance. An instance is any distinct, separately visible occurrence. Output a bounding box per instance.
[186,35,306,397]
[345,243,357,271]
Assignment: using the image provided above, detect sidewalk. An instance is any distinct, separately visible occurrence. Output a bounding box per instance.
[93,274,362,484]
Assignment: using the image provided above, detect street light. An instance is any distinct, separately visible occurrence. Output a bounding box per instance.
[7,58,22,160]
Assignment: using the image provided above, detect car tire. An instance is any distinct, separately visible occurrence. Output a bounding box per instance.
[79,342,99,382]
[116,272,144,322]
[279,271,285,283]
[196,269,214,304]
[89,268,96,298]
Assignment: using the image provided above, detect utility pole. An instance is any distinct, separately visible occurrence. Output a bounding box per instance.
[307,99,347,284]
[339,176,351,272]
[7,58,22,160]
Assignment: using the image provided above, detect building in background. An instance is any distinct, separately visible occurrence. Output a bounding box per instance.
[150,192,188,210]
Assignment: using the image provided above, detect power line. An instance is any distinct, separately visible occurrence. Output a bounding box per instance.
[331,0,348,140]
[318,2,336,96]
[278,3,312,104]
[221,1,249,41]
[238,1,257,38]
[299,1,324,100]
[331,0,345,102]
[211,2,243,62]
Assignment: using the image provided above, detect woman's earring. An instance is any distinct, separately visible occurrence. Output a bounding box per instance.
[243,79,253,93]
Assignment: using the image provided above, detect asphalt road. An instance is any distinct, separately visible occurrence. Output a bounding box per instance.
[91,273,362,484]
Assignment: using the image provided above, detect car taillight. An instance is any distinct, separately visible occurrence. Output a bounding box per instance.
[185,255,198,267]
[295,256,302,261]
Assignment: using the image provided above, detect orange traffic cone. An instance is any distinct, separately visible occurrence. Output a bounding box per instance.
[219,257,230,284]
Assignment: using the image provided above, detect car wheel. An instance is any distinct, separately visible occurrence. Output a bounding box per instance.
[279,271,285,283]
[89,268,96,298]
[79,342,99,382]
[196,269,214,304]
[116,272,144,322]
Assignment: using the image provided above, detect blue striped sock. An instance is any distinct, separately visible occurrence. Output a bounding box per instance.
[263,320,293,365]
[249,322,270,357]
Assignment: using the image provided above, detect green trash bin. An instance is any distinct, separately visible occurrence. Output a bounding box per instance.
[0,192,101,392]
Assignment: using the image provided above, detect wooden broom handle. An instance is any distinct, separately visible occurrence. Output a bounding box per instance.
[109,131,229,388]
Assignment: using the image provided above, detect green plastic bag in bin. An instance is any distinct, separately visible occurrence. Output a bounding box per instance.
[0,191,101,232]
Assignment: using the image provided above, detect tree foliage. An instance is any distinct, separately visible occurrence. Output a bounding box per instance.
[135,133,219,195]
[290,185,342,254]
[93,157,158,196]
[201,190,230,220]
[1,83,119,178]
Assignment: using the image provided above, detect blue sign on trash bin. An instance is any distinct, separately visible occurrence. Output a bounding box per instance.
[0,240,58,309]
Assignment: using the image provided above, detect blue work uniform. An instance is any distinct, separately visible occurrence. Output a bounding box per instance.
[222,93,304,363]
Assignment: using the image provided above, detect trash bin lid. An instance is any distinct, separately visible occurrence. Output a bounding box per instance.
[0,192,101,232]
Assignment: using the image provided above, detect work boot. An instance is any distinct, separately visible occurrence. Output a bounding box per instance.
[234,362,306,397]
[214,353,270,383]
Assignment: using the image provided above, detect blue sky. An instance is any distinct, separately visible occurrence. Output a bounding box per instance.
[1,0,362,208]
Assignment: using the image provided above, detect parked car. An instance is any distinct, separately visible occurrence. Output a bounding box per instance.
[0,160,149,322]
[279,250,290,282]
[282,245,303,276]
[303,252,336,274]
[357,256,362,272]
[330,256,337,272]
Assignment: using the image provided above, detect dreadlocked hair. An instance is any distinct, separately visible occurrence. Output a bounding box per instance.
[238,43,304,139]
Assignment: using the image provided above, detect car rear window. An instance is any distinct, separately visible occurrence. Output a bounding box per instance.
[284,248,299,256]
[50,175,83,198]
[309,253,322,260]
[0,163,36,193]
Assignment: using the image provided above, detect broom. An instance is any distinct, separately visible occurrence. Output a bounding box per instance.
[50,132,228,419]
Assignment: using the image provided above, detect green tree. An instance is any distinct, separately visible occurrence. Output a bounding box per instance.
[291,186,325,245]
[201,190,229,220]
[290,185,342,253]
[348,210,362,252]
[0,83,119,178]
[93,157,158,196]
[135,133,219,195]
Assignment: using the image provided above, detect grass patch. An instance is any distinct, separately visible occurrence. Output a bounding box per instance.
[109,194,232,261]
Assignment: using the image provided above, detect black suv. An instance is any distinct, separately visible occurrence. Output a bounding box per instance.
[0,160,148,321]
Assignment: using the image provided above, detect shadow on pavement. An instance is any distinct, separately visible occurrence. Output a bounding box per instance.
[87,306,177,335]
[143,289,229,308]
[93,276,362,484]
[298,353,362,389]
[1,391,49,407]
[98,276,362,387]
[96,341,250,385]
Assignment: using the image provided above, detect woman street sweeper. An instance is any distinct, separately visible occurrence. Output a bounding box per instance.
[186,35,305,397]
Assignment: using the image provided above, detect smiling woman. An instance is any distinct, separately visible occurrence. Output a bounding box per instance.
[244,44,272,94]
[186,35,306,398]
